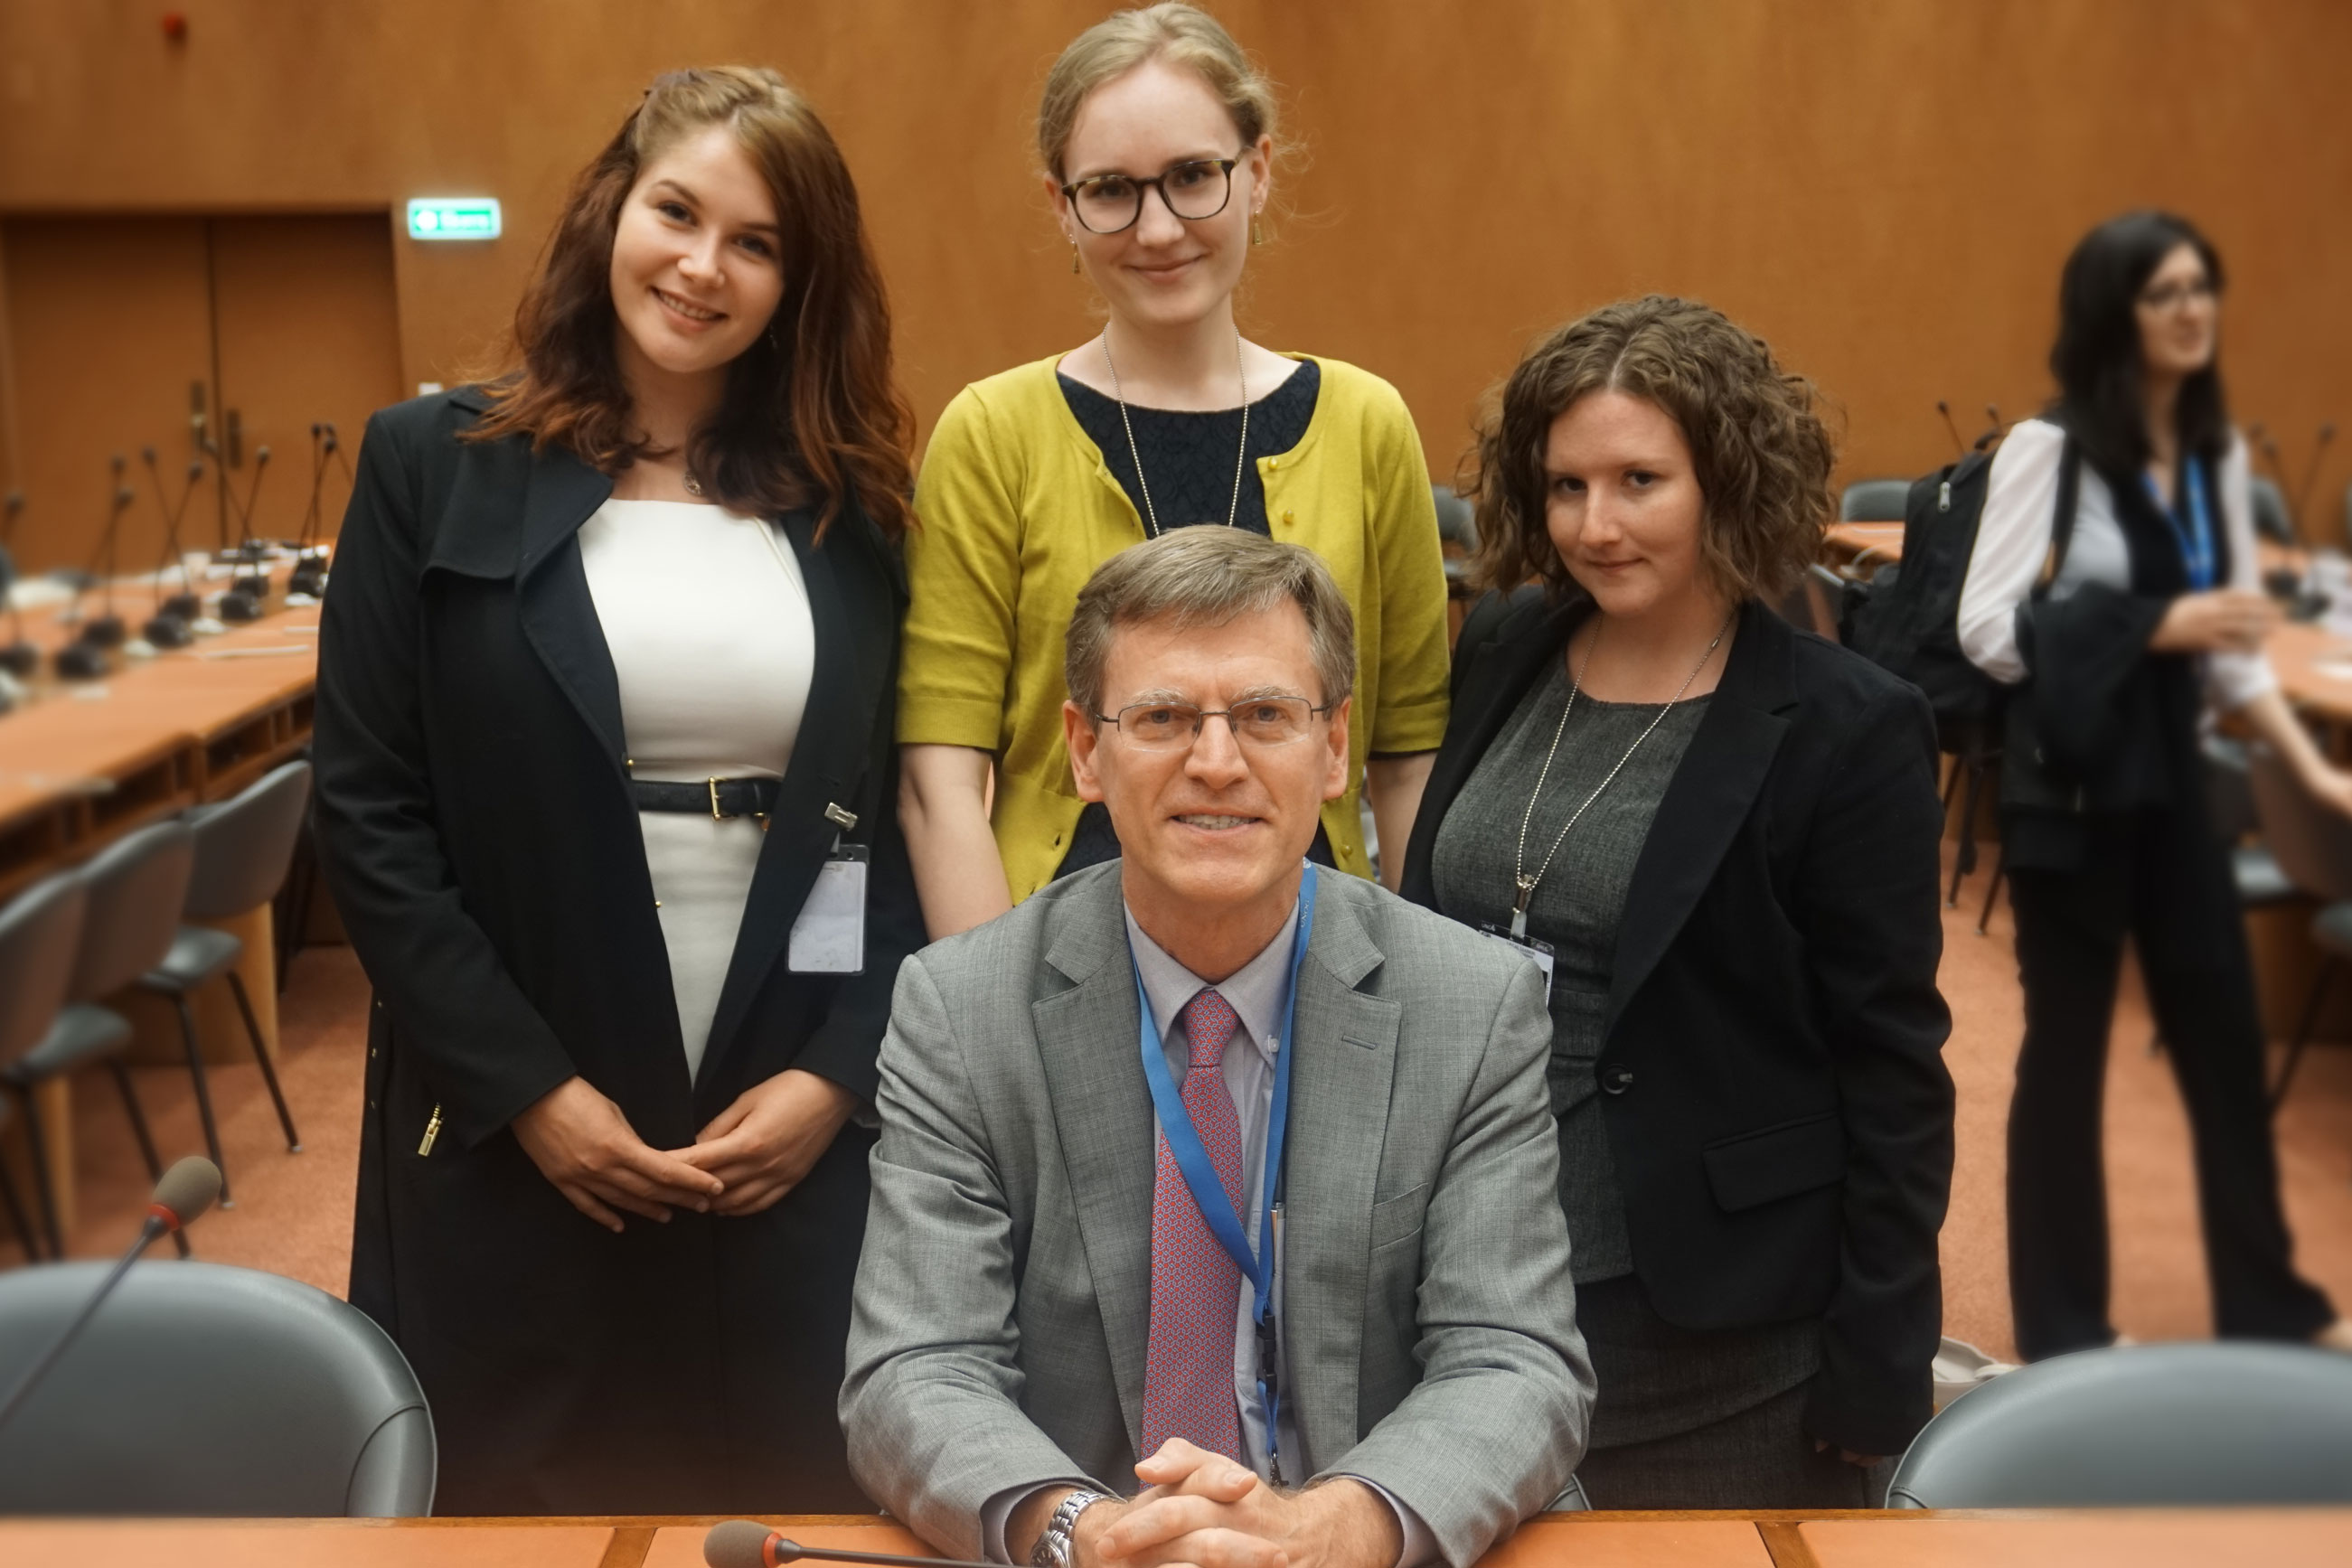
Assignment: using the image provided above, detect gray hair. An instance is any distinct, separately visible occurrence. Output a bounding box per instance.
[1065,530,1356,720]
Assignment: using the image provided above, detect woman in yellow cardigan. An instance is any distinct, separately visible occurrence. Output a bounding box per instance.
[898,3,1451,934]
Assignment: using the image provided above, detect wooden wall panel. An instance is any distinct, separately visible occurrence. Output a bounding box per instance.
[1,0,2347,552]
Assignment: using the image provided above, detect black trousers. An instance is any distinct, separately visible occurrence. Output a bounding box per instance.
[2005,805,2334,1361]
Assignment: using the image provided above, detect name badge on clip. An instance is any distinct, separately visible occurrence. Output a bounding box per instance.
[789,803,868,974]
[1479,923,1555,1001]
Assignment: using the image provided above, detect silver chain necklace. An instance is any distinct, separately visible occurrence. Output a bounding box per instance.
[1101,327,1250,536]
[1509,610,1737,937]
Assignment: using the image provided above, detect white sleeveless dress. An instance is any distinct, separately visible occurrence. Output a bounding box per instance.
[577,498,815,1080]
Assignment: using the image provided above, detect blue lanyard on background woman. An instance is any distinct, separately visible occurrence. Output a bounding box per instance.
[2145,455,2216,591]
[1134,860,1318,1482]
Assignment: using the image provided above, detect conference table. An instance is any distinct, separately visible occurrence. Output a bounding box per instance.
[0,567,321,1235]
[5,1510,2351,1568]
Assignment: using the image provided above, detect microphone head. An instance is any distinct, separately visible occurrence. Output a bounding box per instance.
[188,460,204,480]
[255,446,271,465]
[149,1156,222,1231]
[323,434,339,453]
[704,1521,778,1568]
[116,486,136,509]
[1936,399,1951,414]
[142,445,159,464]
[310,422,323,437]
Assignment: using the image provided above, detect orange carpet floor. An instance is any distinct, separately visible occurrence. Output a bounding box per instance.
[9,853,2352,1363]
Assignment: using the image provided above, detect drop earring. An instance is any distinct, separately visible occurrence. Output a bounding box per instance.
[1070,241,1080,274]
[1251,216,1264,247]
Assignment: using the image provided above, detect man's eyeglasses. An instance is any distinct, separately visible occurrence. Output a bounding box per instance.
[1061,158,1238,236]
[1092,696,1331,751]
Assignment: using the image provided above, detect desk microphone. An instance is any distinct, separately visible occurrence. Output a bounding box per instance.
[0,491,33,679]
[0,1157,221,1436]
[705,1521,998,1568]
[219,446,273,623]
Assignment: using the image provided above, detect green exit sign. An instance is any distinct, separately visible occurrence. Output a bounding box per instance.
[407,198,502,240]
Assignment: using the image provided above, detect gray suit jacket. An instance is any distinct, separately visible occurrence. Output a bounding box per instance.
[841,865,1592,1567]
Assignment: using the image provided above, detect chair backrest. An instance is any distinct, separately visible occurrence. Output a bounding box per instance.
[69,819,195,1002]
[2200,734,2257,844]
[1431,484,1478,552]
[0,873,86,1070]
[1839,477,1912,521]
[0,1260,437,1516]
[1888,1342,2352,1507]
[2249,475,2294,545]
[2245,739,2352,904]
[185,759,313,919]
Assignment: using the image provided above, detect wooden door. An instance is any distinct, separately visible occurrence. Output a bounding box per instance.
[0,217,215,576]
[209,214,404,547]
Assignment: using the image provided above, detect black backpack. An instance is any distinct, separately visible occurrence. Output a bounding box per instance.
[1847,436,2079,737]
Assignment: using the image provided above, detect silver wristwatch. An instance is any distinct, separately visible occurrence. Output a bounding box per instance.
[1030,1488,1112,1568]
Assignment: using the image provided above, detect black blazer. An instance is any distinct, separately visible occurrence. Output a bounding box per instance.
[313,388,923,1512]
[1400,592,1955,1457]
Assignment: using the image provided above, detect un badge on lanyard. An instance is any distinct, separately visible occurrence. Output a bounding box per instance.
[1479,923,1555,1000]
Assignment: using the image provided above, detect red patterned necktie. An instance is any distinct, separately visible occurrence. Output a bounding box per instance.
[1140,987,1247,1461]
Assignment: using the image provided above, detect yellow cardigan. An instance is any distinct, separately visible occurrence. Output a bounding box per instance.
[898,352,1452,904]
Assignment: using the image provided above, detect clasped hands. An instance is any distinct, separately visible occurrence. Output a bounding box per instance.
[511,1069,856,1232]
[1020,1441,1402,1568]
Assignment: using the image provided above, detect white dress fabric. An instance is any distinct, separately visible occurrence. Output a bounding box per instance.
[578,498,815,1081]
[1957,417,2273,710]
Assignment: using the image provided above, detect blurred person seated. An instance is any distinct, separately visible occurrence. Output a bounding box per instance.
[842,528,1591,1568]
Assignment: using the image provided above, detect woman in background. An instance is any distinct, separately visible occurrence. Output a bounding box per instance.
[1957,211,2351,1361]
[1406,296,1954,1505]
[315,68,923,1511]
[897,2,1450,934]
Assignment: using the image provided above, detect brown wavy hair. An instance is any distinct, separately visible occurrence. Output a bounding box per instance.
[1468,296,1833,602]
[466,67,913,541]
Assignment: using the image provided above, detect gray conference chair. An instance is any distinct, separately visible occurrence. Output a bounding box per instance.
[1839,477,1912,521]
[0,872,83,1261]
[2244,738,2352,1106]
[2250,475,2295,546]
[0,1259,437,1516]
[1889,1341,2352,1507]
[1775,563,1851,643]
[2,823,190,1258]
[138,760,310,1202]
[1433,483,1479,590]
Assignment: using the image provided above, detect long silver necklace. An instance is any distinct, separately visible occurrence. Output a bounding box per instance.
[1101,327,1249,536]
[1509,610,1737,937]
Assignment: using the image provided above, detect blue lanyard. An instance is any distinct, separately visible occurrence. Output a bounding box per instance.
[1134,860,1317,1473]
[2145,455,2216,591]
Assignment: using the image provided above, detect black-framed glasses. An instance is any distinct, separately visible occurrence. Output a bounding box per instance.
[1061,158,1238,235]
[2139,277,2218,313]
[1092,696,1332,751]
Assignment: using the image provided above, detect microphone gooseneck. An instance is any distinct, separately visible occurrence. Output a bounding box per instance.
[703,1522,999,1568]
[0,1157,222,1435]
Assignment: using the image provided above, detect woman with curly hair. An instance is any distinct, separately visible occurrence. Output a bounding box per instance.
[1400,296,1954,1506]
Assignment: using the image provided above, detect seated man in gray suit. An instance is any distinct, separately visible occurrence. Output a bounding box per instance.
[842,529,1590,1568]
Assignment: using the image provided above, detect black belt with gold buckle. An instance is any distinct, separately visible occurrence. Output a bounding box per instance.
[630,776,781,822]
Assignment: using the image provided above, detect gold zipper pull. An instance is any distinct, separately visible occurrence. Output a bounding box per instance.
[418,1104,444,1156]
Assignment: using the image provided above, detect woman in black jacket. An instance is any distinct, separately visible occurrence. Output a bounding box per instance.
[1955,211,2348,1361]
[314,68,924,1513]
[1402,296,1953,1506]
